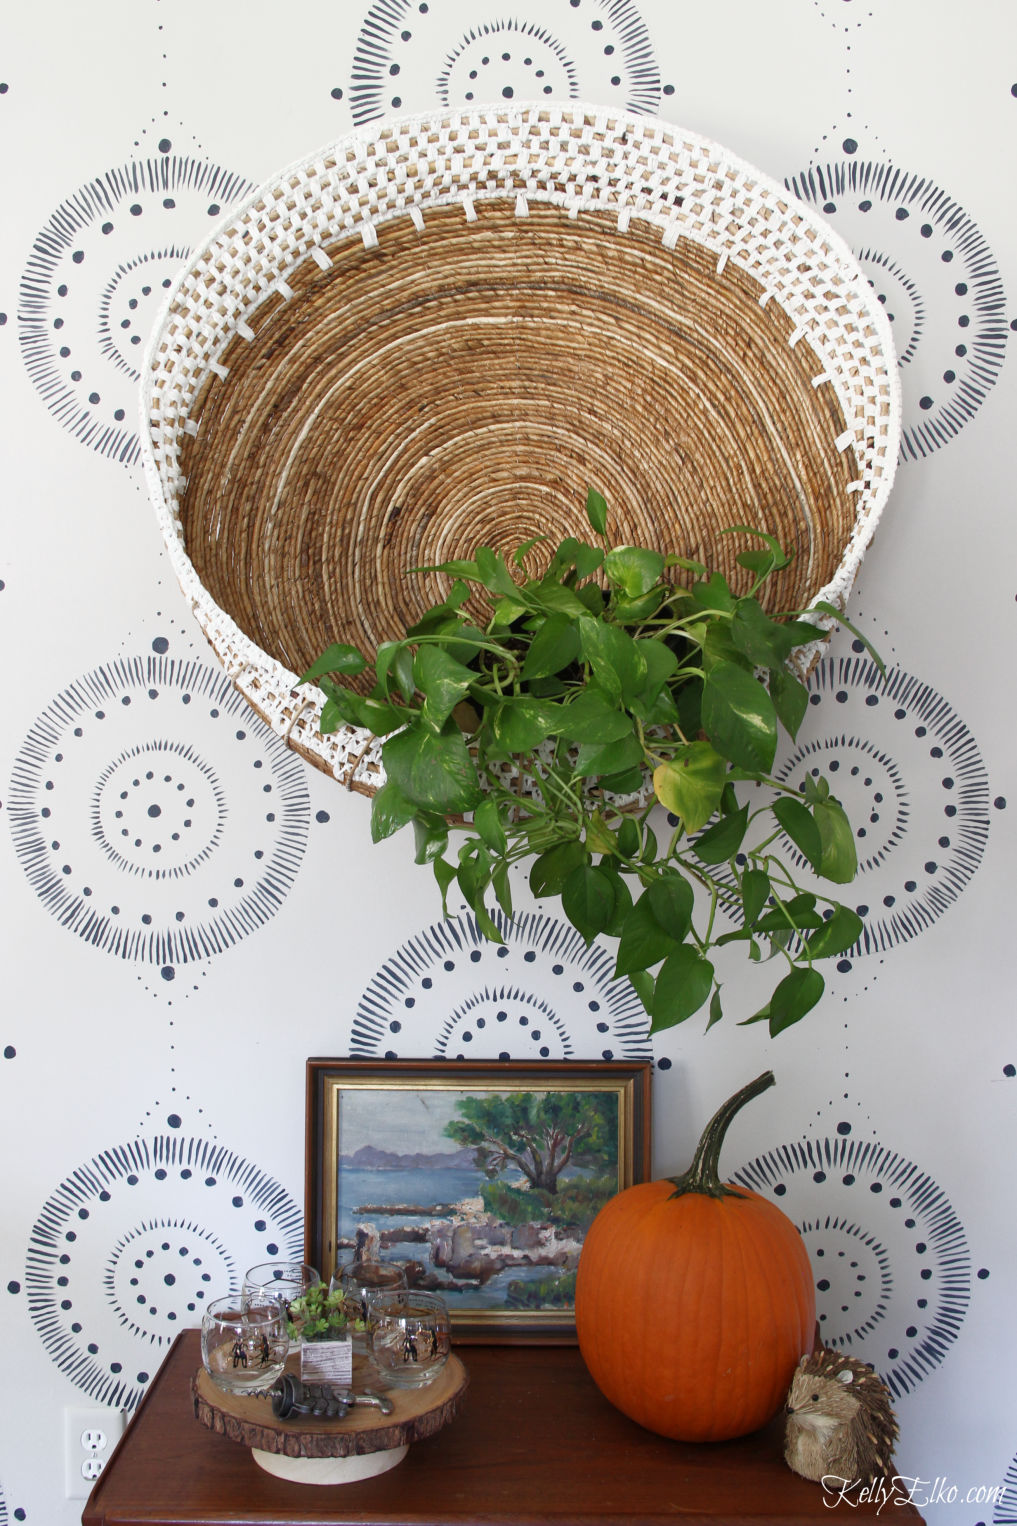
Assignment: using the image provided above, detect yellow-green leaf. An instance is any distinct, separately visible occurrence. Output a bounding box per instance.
[652,743,726,834]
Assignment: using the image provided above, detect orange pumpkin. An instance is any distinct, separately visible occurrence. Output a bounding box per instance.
[575,1071,815,1443]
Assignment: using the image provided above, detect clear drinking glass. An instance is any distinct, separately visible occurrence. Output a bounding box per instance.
[242,1262,320,1340]
[328,1260,407,1367]
[330,1259,409,1326]
[366,1289,451,1390]
[200,1294,289,1395]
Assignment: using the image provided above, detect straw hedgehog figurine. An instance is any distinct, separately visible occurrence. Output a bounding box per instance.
[784,1348,899,1484]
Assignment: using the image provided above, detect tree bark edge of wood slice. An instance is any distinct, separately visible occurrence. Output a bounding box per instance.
[191,1353,469,1458]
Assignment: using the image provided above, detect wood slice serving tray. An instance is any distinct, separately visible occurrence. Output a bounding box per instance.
[193,1355,469,1485]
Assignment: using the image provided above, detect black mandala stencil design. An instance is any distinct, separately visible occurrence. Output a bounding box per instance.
[812,0,881,28]
[734,1130,969,1398]
[786,158,1007,459]
[7,654,309,975]
[18,153,255,465]
[352,910,650,1060]
[751,655,990,958]
[994,1458,1017,1523]
[349,0,660,124]
[25,1135,302,1408]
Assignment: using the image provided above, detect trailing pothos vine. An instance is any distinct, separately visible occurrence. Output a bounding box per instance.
[301,491,880,1037]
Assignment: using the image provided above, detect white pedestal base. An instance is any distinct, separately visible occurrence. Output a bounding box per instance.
[251,1442,409,1485]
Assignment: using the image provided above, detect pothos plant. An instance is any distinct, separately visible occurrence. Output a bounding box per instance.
[301,491,881,1038]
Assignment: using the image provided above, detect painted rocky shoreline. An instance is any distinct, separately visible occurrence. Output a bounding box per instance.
[338,1196,583,1290]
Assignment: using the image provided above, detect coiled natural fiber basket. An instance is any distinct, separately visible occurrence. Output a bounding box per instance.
[141,104,900,795]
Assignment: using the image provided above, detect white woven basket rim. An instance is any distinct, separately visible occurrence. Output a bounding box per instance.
[140,101,901,790]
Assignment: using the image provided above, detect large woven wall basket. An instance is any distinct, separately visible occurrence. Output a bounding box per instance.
[141,104,901,795]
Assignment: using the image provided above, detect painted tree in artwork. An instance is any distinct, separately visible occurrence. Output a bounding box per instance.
[444,1090,618,1195]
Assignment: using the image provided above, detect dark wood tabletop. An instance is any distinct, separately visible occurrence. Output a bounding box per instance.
[82,1329,923,1525]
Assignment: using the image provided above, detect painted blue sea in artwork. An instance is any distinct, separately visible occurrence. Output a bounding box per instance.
[336,1163,489,1242]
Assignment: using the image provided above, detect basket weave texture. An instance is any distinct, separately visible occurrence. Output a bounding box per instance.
[141,104,900,794]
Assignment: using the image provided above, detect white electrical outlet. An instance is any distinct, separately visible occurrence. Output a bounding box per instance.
[64,1406,126,1500]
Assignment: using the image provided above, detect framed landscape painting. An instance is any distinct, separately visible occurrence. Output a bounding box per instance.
[305,1058,652,1342]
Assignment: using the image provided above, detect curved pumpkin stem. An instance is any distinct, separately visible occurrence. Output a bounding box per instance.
[666,1070,775,1200]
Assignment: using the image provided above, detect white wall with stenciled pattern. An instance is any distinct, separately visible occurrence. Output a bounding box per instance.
[1,2,1015,1522]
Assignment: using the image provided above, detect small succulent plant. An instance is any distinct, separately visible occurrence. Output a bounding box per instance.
[287,1285,356,1343]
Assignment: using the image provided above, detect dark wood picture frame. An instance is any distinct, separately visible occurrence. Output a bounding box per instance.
[306,1058,652,1343]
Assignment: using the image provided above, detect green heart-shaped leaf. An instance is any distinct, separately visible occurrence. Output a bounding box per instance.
[723,525,792,573]
[701,661,778,772]
[769,666,809,740]
[491,860,513,919]
[573,730,643,779]
[529,840,588,898]
[585,487,608,537]
[522,581,590,618]
[814,797,858,883]
[603,545,665,598]
[649,947,715,1031]
[753,894,824,935]
[413,646,478,733]
[488,697,565,755]
[806,905,864,959]
[614,892,681,978]
[475,546,521,601]
[578,618,648,704]
[413,813,450,864]
[382,722,481,814]
[616,817,641,859]
[598,864,634,936]
[369,780,417,843]
[692,804,749,865]
[635,638,679,694]
[740,867,771,927]
[473,796,508,855]
[645,872,694,943]
[320,681,405,736]
[299,642,368,685]
[548,537,604,581]
[562,864,617,945]
[766,966,826,1036]
[772,797,823,872]
[584,810,617,857]
[730,598,796,669]
[691,572,734,614]
[375,641,416,703]
[520,613,582,681]
[598,766,647,796]
[432,856,457,915]
[558,689,633,745]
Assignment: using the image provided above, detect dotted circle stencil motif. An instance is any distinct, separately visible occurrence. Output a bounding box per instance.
[349,0,660,124]
[759,655,990,956]
[352,910,650,1060]
[7,654,309,972]
[785,159,1007,460]
[733,1132,970,1398]
[25,1135,302,1408]
[18,155,255,464]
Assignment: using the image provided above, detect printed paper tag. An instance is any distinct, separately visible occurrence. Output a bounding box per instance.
[300,1338,353,1386]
